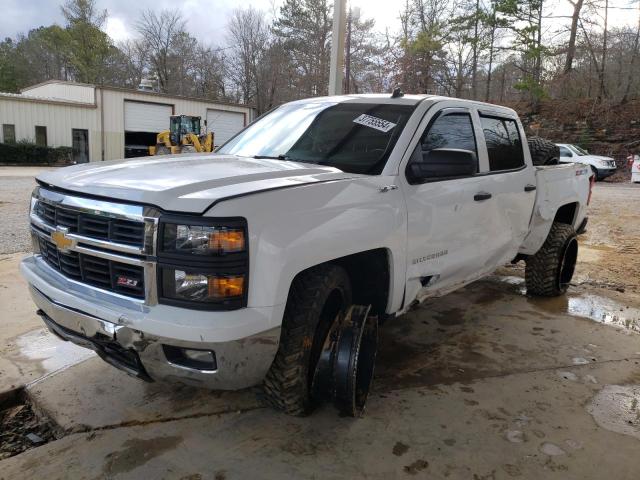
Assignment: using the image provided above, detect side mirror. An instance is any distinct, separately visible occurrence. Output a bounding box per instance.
[407,148,477,184]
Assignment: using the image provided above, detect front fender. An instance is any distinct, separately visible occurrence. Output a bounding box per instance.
[206,176,407,315]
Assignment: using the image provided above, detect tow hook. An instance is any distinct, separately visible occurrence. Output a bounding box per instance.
[311,304,379,417]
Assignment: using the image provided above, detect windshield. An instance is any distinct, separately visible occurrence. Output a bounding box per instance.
[218,102,416,174]
[570,144,589,156]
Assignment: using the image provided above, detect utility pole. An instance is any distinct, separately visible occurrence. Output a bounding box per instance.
[329,0,347,95]
[345,8,352,94]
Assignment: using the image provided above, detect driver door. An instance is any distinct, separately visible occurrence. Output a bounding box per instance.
[402,106,498,302]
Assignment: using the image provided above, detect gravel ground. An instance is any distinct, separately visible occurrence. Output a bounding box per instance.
[0,176,37,255]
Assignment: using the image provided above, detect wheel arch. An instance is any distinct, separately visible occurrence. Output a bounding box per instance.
[520,200,582,255]
[554,202,579,225]
[287,248,393,317]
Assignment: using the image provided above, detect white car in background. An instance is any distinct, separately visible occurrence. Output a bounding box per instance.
[557,143,617,181]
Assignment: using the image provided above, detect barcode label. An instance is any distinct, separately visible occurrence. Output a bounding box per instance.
[353,114,397,133]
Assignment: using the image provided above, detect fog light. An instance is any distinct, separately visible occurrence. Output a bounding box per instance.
[163,345,217,371]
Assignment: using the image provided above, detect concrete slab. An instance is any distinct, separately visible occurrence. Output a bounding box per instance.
[3,361,639,479]
[374,276,640,392]
[24,275,640,436]
[0,253,92,392]
[28,356,258,432]
[0,166,55,177]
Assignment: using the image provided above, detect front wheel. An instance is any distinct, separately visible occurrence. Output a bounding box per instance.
[261,264,352,416]
[525,222,578,296]
[590,165,599,182]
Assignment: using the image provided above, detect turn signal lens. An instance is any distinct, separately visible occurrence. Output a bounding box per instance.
[208,276,245,298]
[208,229,245,253]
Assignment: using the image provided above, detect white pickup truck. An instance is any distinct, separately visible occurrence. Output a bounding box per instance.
[557,143,617,181]
[21,94,592,416]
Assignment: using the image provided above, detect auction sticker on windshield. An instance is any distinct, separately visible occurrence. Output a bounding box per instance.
[353,114,397,133]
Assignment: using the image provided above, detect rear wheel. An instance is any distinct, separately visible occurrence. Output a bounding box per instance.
[261,264,352,415]
[528,137,560,166]
[525,222,578,296]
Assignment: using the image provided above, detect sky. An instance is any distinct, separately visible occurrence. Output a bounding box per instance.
[0,0,637,47]
[0,0,403,45]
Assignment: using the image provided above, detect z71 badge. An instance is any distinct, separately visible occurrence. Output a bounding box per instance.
[413,250,448,265]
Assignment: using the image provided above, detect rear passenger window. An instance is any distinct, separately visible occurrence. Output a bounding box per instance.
[480,115,525,171]
[421,112,477,155]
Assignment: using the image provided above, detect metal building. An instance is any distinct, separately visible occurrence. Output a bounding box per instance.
[0,80,253,163]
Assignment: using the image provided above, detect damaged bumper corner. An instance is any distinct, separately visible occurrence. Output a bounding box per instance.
[23,254,282,390]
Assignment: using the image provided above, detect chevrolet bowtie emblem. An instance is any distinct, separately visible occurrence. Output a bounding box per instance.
[51,228,75,252]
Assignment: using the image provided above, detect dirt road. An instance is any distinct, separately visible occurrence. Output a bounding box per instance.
[579,183,640,295]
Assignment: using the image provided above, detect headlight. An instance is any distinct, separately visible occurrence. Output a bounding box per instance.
[30,187,40,214]
[158,217,248,310]
[162,223,246,256]
[161,268,245,304]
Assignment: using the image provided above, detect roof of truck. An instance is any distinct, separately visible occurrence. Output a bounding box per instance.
[287,93,431,106]
[286,94,518,116]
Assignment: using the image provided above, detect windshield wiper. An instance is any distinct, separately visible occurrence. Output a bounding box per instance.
[253,154,290,160]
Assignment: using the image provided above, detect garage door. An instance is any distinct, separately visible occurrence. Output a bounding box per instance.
[124,101,172,132]
[206,109,245,146]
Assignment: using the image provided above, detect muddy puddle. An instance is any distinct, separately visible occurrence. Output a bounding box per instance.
[486,275,640,333]
[0,388,60,460]
[529,291,640,333]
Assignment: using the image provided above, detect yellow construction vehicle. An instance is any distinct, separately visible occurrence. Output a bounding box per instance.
[149,115,214,155]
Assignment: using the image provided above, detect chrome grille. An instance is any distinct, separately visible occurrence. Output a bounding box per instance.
[30,187,159,304]
[36,235,145,298]
[34,202,145,247]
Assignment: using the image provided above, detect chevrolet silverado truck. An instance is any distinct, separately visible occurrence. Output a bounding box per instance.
[21,94,592,416]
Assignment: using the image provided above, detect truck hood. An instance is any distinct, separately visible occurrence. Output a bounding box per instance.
[583,155,614,162]
[37,154,355,213]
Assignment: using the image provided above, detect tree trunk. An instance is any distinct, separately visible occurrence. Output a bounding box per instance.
[621,4,640,103]
[345,8,351,94]
[531,3,544,111]
[598,0,609,101]
[471,0,480,99]
[485,9,496,102]
[564,0,584,74]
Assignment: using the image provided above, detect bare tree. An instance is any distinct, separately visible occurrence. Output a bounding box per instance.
[227,7,270,110]
[621,4,640,103]
[564,0,585,73]
[135,10,186,93]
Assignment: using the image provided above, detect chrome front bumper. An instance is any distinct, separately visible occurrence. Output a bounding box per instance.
[597,167,616,178]
[22,255,282,390]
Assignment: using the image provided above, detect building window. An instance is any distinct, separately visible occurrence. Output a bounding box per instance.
[35,126,47,147]
[2,124,15,144]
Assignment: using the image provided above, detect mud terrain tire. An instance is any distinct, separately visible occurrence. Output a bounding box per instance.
[261,264,352,415]
[525,222,578,296]
[528,137,560,166]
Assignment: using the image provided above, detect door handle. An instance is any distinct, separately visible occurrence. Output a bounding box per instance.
[524,184,537,192]
[474,192,492,201]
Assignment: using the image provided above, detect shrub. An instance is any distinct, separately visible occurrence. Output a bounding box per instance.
[0,142,73,165]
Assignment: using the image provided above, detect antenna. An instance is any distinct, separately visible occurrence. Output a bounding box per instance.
[391,87,404,98]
